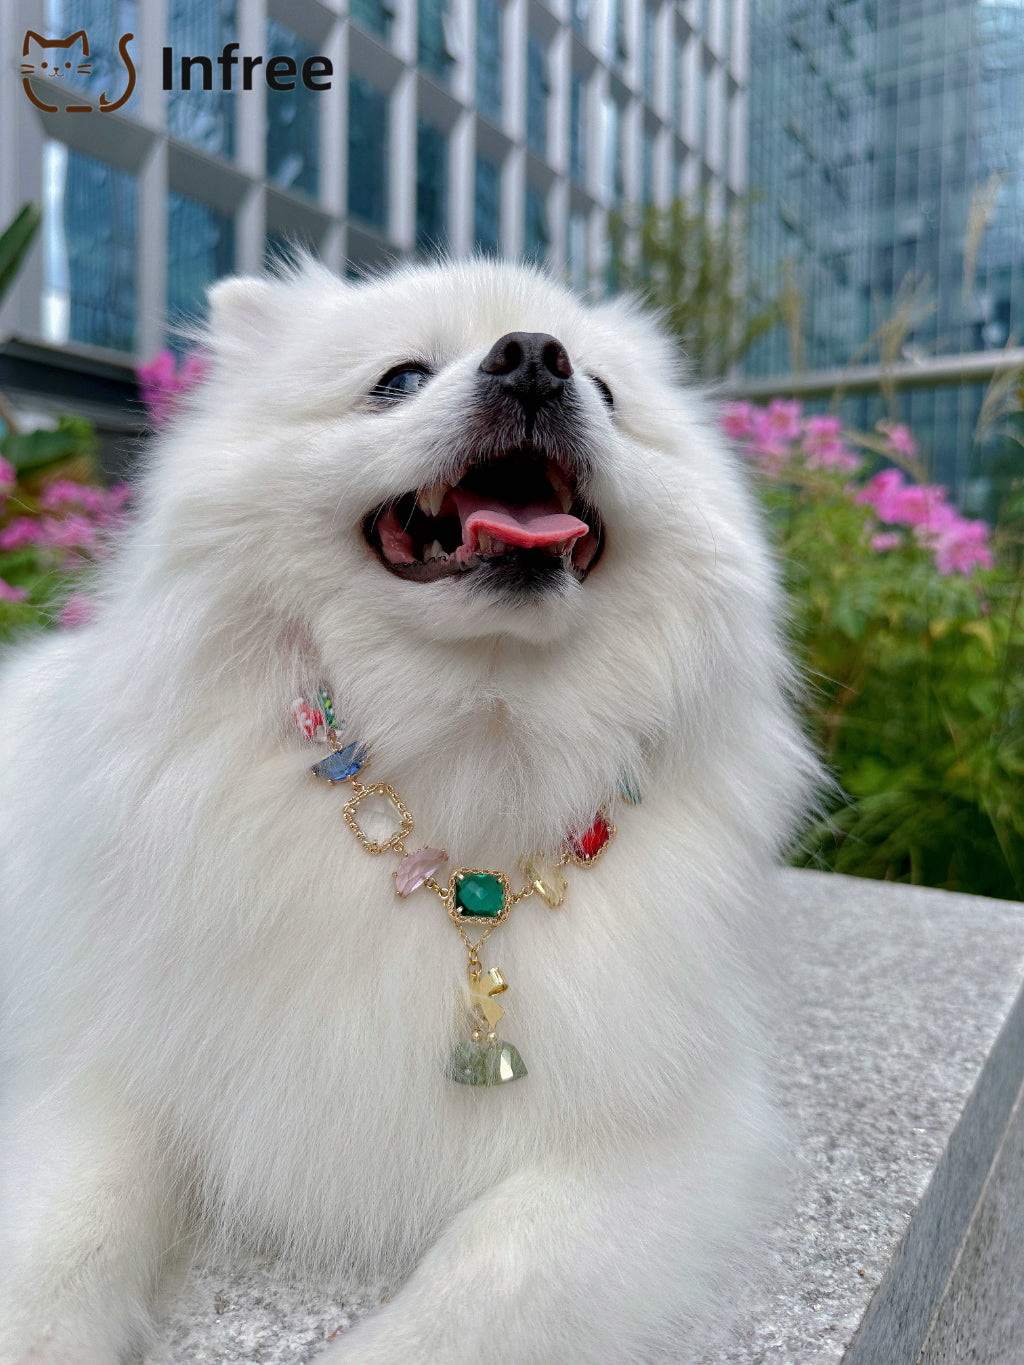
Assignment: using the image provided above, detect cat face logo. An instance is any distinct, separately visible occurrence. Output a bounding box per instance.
[20,29,136,113]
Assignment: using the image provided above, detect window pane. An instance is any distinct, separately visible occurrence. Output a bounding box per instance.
[42,143,136,352]
[570,72,587,184]
[524,184,548,265]
[643,4,657,102]
[45,0,140,116]
[416,120,448,252]
[568,211,587,292]
[527,34,548,158]
[672,36,683,133]
[167,191,234,330]
[476,0,503,122]
[265,20,319,198]
[348,74,389,230]
[166,0,236,158]
[474,156,500,254]
[603,98,623,202]
[419,0,454,84]
[350,0,393,41]
[606,0,627,69]
[641,129,654,204]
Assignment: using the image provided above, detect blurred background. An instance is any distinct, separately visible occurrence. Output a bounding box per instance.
[0,0,1022,898]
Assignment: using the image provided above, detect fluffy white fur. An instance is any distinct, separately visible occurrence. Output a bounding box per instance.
[0,260,817,1363]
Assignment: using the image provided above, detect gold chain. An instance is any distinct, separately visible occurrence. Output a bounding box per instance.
[309,703,625,1076]
[333,744,613,984]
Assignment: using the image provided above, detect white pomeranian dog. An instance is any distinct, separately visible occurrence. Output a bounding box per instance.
[0,260,816,1364]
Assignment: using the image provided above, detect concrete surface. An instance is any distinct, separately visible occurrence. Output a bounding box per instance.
[145,869,1024,1363]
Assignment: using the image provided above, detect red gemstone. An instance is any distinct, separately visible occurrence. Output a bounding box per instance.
[572,816,610,861]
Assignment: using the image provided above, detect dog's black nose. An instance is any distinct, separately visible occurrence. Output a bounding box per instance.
[479,332,573,411]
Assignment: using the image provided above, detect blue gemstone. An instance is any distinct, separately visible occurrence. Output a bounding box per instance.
[311,741,367,782]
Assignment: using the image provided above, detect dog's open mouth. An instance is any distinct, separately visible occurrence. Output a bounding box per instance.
[363,449,604,584]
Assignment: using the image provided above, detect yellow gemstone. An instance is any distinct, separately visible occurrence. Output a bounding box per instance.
[468,971,506,1027]
[523,855,567,908]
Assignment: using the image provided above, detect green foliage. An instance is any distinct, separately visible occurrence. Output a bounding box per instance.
[0,204,117,640]
[0,203,41,307]
[0,414,97,474]
[610,196,777,378]
[765,462,1024,900]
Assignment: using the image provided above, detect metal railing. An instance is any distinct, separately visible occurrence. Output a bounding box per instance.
[723,347,1024,400]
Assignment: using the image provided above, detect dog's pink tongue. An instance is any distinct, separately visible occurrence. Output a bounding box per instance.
[451,489,589,551]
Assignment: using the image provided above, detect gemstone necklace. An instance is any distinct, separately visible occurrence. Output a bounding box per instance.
[296,689,632,1088]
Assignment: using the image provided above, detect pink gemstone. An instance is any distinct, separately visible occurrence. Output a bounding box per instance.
[395,847,447,897]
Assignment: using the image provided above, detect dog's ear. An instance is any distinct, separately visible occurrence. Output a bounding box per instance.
[206,276,277,340]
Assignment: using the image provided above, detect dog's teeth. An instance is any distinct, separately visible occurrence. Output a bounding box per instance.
[490,538,506,555]
[417,484,448,518]
[547,462,574,513]
[424,540,445,562]
[476,532,492,553]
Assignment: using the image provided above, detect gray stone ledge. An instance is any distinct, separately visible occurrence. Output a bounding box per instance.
[147,870,1024,1363]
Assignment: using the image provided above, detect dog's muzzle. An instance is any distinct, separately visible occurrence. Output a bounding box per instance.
[363,332,604,592]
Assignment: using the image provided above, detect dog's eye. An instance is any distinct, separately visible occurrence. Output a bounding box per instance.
[590,375,614,410]
[373,364,433,401]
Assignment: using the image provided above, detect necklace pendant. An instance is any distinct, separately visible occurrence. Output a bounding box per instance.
[447,1035,528,1086]
[447,966,527,1085]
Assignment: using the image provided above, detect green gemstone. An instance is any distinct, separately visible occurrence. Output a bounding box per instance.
[447,1038,528,1085]
[454,872,506,919]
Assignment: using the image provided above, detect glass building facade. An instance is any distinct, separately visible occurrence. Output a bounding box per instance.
[266,20,320,199]
[746,0,1024,495]
[3,0,746,371]
[349,76,389,231]
[42,145,137,353]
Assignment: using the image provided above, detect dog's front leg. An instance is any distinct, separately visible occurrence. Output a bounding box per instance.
[322,1137,763,1365]
[0,1078,180,1365]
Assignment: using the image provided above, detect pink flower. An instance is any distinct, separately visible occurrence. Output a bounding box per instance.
[0,457,16,493]
[59,592,97,627]
[855,468,907,521]
[803,414,842,441]
[41,514,99,551]
[764,397,803,443]
[870,532,903,552]
[746,407,796,471]
[877,421,918,459]
[38,482,130,539]
[137,349,207,426]
[807,441,861,472]
[931,518,994,576]
[0,517,46,551]
[889,484,951,531]
[0,578,28,602]
[39,479,87,510]
[802,415,861,472]
[720,401,756,441]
